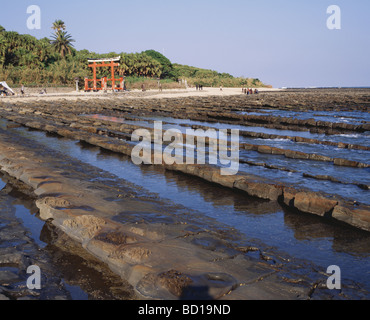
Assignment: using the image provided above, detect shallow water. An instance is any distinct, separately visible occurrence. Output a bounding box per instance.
[238,109,370,126]
[249,137,369,163]
[0,168,135,300]
[0,178,88,299]
[238,151,369,199]
[82,114,370,204]
[130,114,370,147]
[3,120,370,296]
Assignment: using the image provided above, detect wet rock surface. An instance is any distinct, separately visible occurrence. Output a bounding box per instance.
[0,88,369,299]
[0,177,136,300]
[1,128,368,299]
[0,100,369,231]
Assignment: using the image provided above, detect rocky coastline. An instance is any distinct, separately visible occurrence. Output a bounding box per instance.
[0,88,369,299]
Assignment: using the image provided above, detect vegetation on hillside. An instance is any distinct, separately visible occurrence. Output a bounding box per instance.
[0,22,268,88]
[173,64,265,88]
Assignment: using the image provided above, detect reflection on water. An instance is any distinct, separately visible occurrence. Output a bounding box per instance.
[4,122,370,294]
[80,115,370,204]
[238,151,370,205]
[238,109,370,126]
[251,137,369,163]
[0,116,369,295]
[0,178,89,300]
[131,114,370,147]
[0,174,135,300]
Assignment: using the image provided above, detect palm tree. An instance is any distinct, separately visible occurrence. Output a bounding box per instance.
[3,31,21,51]
[52,20,66,32]
[118,61,129,76]
[1,31,22,66]
[50,31,75,57]
[37,40,50,62]
[0,34,6,65]
[49,59,77,84]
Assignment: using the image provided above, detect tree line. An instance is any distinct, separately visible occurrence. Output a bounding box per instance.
[0,21,267,88]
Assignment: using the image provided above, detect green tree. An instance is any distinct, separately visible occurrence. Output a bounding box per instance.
[49,59,84,84]
[50,30,75,58]
[0,22,267,87]
[142,50,176,80]
[37,38,52,63]
[52,20,66,32]
[117,53,161,78]
[0,34,6,65]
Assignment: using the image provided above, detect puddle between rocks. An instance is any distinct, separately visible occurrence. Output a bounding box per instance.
[0,173,136,300]
[1,117,370,298]
[1,120,369,297]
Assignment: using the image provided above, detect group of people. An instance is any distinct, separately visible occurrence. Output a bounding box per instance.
[0,88,12,96]
[195,84,204,90]
[242,87,258,95]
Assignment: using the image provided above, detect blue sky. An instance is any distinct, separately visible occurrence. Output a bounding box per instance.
[1,0,369,88]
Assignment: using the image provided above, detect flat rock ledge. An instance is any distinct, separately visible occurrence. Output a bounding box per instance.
[0,131,315,300]
[1,110,369,233]
[18,115,370,232]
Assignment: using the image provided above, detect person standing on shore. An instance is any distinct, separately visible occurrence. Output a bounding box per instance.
[21,84,25,95]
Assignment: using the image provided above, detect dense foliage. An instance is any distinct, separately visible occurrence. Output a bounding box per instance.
[172,64,264,88]
[0,23,267,88]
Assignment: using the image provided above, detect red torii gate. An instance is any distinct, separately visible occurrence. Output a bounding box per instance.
[84,57,124,92]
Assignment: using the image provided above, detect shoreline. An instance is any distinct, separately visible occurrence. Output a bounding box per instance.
[0,88,369,299]
[0,92,369,232]
[0,87,282,103]
[0,126,311,300]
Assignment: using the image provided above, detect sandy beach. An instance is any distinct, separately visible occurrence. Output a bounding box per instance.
[0,87,281,103]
